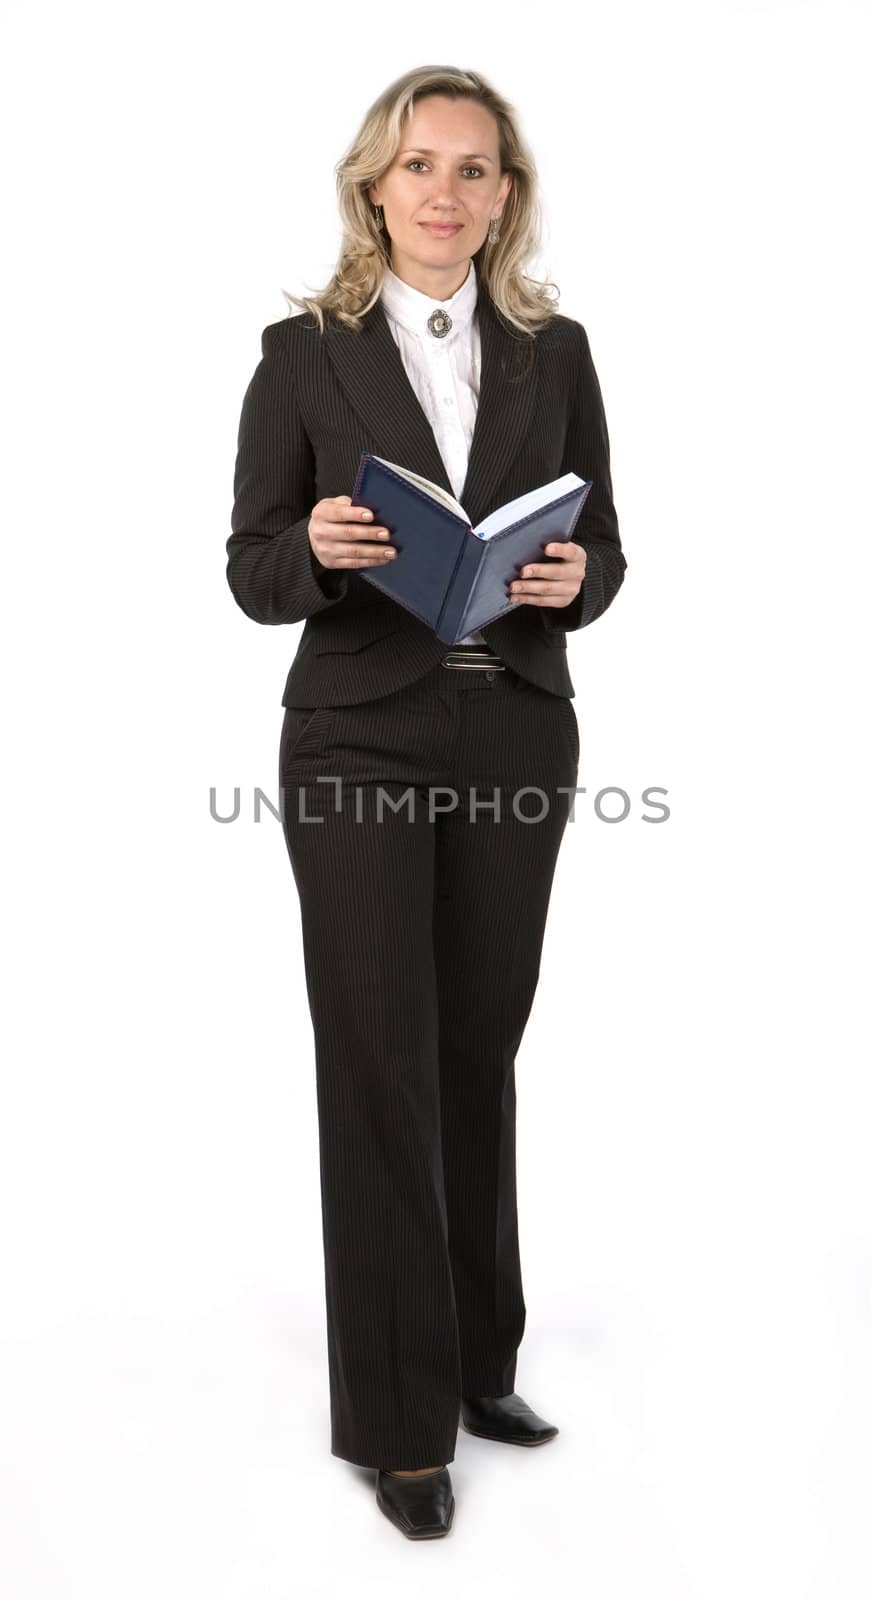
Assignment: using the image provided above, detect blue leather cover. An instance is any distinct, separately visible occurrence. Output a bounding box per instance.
[350,454,592,644]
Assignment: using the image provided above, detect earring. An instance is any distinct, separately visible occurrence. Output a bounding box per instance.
[373,204,384,231]
[488,217,500,243]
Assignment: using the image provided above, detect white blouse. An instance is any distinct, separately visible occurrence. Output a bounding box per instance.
[378,259,486,645]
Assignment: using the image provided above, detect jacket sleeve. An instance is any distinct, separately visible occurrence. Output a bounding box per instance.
[539,320,627,634]
[226,322,349,624]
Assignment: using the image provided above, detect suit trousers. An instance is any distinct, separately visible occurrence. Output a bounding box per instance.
[277,658,580,1470]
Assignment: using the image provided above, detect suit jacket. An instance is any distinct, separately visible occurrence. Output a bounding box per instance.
[227,275,627,707]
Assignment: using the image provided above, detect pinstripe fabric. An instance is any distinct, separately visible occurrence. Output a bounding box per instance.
[228,268,623,1471]
[279,662,580,1469]
[227,272,626,708]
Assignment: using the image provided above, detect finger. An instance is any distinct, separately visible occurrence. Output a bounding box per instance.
[511,572,577,591]
[544,541,585,561]
[517,554,574,579]
[320,522,391,545]
[333,504,380,524]
[520,554,586,581]
[337,499,382,524]
[317,540,397,566]
[328,527,392,543]
[331,512,392,540]
[328,499,381,526]
[509,580,579,598]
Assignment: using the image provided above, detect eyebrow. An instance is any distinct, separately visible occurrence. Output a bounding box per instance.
[399,148,494,162]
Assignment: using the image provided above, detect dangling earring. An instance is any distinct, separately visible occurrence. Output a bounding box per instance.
[488,217,500,243]
[373,204,384,231]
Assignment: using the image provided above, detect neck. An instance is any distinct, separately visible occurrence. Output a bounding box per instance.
[387,249,472,301]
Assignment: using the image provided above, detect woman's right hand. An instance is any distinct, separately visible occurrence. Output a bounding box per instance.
[308,496,397,569]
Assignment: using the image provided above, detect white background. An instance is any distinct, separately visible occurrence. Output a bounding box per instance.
[1,1,869,1594]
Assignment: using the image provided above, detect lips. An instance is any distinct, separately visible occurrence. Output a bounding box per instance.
[419,222,463,235]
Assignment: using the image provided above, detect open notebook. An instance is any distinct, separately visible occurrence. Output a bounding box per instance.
[350,453,591,644]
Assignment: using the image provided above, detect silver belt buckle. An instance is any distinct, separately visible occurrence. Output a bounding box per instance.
[441,647,505,671]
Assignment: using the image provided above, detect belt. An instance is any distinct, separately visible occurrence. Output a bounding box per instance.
[441,644,506,671]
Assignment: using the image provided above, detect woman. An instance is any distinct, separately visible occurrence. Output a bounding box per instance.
[227,65,626,1540]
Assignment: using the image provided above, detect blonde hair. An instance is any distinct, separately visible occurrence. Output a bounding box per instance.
[282,64,560,339]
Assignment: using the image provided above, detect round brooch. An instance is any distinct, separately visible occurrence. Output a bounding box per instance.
[427,308,452,338]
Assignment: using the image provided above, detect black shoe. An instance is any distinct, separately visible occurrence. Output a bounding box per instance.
[460,1391,559,1445]
[375,1465,455,1539]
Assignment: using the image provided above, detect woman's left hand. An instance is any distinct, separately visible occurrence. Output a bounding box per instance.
[509,542,586,608]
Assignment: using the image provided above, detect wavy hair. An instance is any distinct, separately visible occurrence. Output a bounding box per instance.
[282,65,560,340]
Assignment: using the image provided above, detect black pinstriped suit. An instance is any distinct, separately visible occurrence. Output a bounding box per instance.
[227,269,626,1470]
[227,275,625,706]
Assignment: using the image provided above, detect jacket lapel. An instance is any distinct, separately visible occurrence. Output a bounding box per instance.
[321,275,539,532]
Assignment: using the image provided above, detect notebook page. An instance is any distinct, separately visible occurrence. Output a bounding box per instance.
[371,457,470,524]
[474,472,586,541]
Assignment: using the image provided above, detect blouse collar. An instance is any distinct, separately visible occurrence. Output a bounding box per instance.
[379,257,478,343]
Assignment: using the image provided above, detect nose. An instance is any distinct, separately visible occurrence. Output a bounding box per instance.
[427,182,462,211]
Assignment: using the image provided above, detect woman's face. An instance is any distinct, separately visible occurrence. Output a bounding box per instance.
[368,95,513,296]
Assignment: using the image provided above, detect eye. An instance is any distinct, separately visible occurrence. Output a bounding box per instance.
[405,161,483,178]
